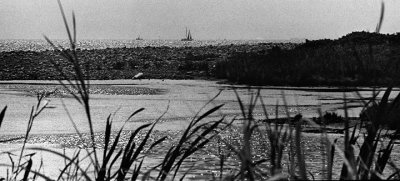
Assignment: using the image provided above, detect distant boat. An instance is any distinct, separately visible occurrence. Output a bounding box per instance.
[136,35,143,40]
[181,28,193,41]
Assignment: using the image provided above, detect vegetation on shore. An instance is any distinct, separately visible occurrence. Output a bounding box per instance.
[215,31,400,86]
[2,31,400,87]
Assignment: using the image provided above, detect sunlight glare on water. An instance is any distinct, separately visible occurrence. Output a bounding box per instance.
[0,39,292,52]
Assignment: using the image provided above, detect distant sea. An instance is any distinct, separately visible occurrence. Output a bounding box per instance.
[0,39,302,52]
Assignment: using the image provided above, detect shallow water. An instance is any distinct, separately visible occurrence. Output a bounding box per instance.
[0,79,398,135]
[1,79,399,180]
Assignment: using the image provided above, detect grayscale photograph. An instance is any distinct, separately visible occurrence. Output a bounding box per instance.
[1,0,400,180]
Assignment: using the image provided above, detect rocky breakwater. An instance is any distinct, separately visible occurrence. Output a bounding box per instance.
[0,43,296,80]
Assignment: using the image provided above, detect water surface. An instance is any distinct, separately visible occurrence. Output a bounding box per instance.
[0,79,396,135]
[0,39,289,52]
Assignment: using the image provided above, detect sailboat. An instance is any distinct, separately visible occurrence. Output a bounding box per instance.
[136,35,143,40]
[181,28,193,41]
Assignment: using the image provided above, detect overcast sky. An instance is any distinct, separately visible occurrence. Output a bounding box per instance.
[1,0,399,40]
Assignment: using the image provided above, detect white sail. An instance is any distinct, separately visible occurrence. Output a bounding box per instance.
[182,27,193,41]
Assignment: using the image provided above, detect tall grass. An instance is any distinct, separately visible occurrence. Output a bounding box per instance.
[25,1,229,180]
[213,88,400,180]
[218,3,400,180]
[0,93,52,180]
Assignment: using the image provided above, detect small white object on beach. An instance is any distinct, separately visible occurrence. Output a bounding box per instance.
[133,72,144,79]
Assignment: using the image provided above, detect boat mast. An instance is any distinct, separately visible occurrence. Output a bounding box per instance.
[188,30,192,40]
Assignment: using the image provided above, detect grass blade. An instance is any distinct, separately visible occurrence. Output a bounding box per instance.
[23,157,33,181]
[0,106,7,128]
[375,2,385,33]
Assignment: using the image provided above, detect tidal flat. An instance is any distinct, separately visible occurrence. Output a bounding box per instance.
[1,79,399,179]
[0,79,389,134]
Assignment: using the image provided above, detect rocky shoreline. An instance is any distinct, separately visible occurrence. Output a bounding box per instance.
[0,43,296,80]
